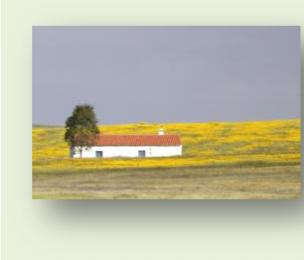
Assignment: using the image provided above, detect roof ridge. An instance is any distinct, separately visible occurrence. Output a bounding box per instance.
[99,134,179,136]
[95,134,181,146]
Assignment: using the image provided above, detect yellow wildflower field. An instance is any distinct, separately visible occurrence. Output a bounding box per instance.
[32,119,300,173]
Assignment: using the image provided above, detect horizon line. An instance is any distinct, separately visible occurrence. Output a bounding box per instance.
[32,117,300,128]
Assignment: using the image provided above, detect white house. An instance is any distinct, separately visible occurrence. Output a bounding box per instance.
[71,129,182,158]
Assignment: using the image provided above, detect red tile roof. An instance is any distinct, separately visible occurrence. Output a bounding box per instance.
[95,135,181,146]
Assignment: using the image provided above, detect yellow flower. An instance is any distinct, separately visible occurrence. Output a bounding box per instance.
[32,119,301,172]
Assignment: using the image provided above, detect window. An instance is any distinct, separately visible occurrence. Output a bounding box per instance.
[138,150,146,158]
[96,151,103,158]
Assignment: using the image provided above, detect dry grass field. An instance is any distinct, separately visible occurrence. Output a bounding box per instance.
[33,165,300,199]
[32,119,301,199]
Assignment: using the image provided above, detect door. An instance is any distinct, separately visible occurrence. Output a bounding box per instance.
[96,151,103,158]
[138,150,146,158]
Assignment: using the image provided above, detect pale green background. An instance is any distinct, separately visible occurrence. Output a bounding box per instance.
[2,0,303,259]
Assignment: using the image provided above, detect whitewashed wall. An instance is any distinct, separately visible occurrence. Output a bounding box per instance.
[71,145,182,158]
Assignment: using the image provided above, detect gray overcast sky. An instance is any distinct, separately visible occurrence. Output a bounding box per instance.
[33,26,300,125]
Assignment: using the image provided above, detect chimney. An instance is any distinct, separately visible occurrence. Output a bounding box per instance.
[158,128,165,135]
